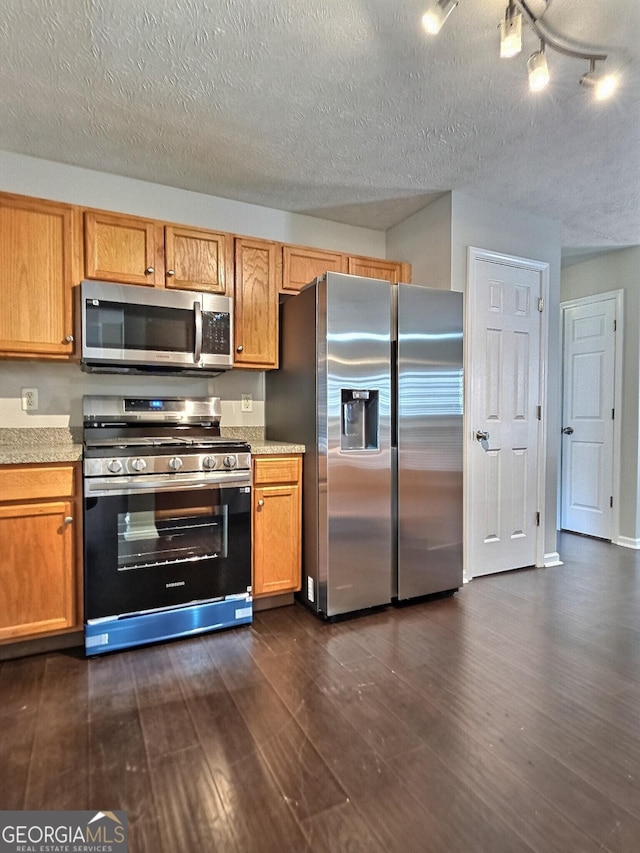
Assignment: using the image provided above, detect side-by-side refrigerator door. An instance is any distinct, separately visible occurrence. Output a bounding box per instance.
[396,285,464,600]
[323,273,393,617]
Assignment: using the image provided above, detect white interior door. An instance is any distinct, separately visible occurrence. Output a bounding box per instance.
[560,297,617,539]
[466,250,547,578]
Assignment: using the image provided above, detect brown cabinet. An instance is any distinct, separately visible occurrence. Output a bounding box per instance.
[164,225,230,293]
[0,190,411,364]
[234,237,279,369]
[83,209,161,286]
[83,210,230,293]
[0,193,75,359]
[252,455,302,597]
[0,464,81,642]
[281,244,347,293]
[347,255,411,283]
[280,243,412,293]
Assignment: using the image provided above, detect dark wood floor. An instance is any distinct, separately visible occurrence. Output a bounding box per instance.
[1,531,639,852]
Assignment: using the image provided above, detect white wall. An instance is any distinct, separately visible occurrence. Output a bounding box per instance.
[388,190,563,562]
[561,246,640,544]
[386,193,452,287]
[0,151,386,255]
[0,150,388,429]
[0,362,266,430]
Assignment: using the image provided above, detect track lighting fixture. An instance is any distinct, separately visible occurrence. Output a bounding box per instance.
[421,0,618,100]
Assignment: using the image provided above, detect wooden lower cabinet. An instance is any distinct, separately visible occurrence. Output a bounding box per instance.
[252,455,302,598]
[0,464,81,642]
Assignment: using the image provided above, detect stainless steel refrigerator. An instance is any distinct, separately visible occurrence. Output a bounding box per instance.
[265,272,463,618]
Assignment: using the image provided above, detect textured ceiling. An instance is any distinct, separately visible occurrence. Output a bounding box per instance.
[0,0,638,249]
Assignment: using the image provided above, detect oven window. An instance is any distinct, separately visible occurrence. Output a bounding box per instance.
[117,498,228,571]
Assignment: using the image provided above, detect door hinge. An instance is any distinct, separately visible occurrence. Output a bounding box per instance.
[610,496,613,508]
[536,405,542,420]
[612,408,615,420]
[535,511,541,526]
[614,319,617,331]
[537,297,544,312]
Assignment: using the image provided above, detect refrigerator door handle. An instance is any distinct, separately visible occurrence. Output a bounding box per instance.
[391,338,398,448]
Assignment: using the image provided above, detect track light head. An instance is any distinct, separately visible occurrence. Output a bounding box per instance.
[500,1,523,58]
[422,0,459,35]
[580,60,618,100]
[527,44,550,92]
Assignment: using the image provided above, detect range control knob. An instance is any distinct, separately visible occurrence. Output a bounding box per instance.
[203,455,218,470]
[168,456,183,471]
[223,455,237,469]
[131,458,147,473]
[107,459,123,474]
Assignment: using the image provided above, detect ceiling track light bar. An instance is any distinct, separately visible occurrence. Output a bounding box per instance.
[421,0,617,98]
[514,0,606,63]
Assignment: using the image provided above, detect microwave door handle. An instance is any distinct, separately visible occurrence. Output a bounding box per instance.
[194,300,203,363]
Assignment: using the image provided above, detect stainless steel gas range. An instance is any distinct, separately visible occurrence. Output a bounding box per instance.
[82,395,252,655]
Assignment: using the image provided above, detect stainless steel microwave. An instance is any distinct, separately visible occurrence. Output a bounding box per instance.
[77,280,234,373]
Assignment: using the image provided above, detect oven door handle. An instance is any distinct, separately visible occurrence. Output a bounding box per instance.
[85,471,251,497]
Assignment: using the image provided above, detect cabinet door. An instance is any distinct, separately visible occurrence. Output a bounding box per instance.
[0,500,76,640]
[164,225,230,293]
[84,210,162,286]
[0,194,75,358]
[253,483,301,596]
[281,244,346,293]
[347,256,410,284]
[253,456,302,597]
[234,237,278,368]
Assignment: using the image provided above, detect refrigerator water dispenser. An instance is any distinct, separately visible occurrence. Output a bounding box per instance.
[341,389,379,451]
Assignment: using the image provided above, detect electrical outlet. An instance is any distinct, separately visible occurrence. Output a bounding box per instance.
[241,393,253,413]
[21,387,39,411]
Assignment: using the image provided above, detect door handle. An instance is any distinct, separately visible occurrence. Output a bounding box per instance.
[562,426,574,435]
[475,430,490,442]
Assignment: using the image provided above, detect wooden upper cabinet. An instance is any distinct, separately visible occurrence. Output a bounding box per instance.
[347,256,411,284]
[83,210,162,286]
[281,244,347,293]
[163,225,229,293]
[234,237,278,369]
[0,193,75,358]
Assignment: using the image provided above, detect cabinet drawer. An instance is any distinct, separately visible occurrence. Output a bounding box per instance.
[253,455,301,486]
[0,465,76,502]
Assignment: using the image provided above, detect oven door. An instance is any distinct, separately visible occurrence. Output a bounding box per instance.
[83,472,251,620]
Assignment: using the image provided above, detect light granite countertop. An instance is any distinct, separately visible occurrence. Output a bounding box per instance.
[0,427,304,466]
[0,428,83,465]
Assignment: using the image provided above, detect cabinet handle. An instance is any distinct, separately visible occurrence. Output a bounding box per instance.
[166,269,175,277]
[63,516,73,524]
[145,266,155,275]
[236,345,244,353]
[64,334,74,343]
[257,499,264,507]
